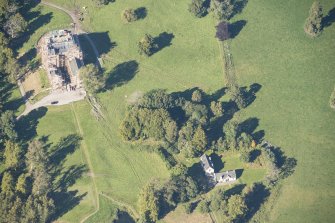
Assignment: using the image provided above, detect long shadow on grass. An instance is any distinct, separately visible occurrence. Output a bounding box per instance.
[104,60,139,91]
[83,32,117,56]
[47,134,88,221]
[12,11,52,51]
[152,32,174,55]
[135,7,147,20]
[16,107,48,141]
[323,7,335,29]
[243,183,270,222]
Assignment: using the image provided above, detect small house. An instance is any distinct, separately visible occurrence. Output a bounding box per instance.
[215,170,237,183]
[200,154,215,175]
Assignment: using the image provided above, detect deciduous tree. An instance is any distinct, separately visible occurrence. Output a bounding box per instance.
[304,1,323,37]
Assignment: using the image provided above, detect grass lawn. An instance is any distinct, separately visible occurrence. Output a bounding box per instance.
[20,0,335,222]
[229,0,335,222]
[19,4,72,55]
[218,153,266,185]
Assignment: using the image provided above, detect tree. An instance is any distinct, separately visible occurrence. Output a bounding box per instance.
[16,174,29,195]
[240,149,250,163]
[210,101,223,116]
[304,1,323,37]
[138,34,157,56]
[192,125,207,153]
[197,199,210,213]
[0,110,17,140]
[26,140,51,196]
[26,140,48,173]
[191,89,203,102]
[4,13,27,38]
[79,64,104,94]
[4,140,20,169]
[223,120,238,149]
[184,202,193,214]
[188,0,208,18]
[1,171,14,194]
[210,0,234,21]
[138,183,160,222]
[122,8,138,23]
[227,195,247,221]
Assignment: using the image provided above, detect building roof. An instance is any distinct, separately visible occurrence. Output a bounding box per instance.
[200,154,214,171]
[215,170,236,182]
[68,58,82,76]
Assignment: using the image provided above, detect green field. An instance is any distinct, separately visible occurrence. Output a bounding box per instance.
[18,0,335,222]
[229,0,335,222]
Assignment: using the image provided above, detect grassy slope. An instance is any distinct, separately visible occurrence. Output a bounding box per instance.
[20,4,72,54]
[230,0,335,222]
[35,105,96,222]
[24,0,335,222]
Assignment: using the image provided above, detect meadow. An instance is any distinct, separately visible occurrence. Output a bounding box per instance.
[13,0,335,222]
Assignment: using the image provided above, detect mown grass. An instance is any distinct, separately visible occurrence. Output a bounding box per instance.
[229,0,335,222]
[22,0,335,222]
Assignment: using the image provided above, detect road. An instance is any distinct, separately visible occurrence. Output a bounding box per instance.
[18,89,86,118]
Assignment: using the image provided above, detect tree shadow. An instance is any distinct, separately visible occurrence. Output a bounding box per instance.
[322,7,335,29]
[243,183,270,221]
[13,12,52,50]
[210,153,224,172]
[46,134,88,220]
[50,190,87,221]
[84,32,117,56]
[135,7,147,20]
[25,90,35,100]
[116,210,136,223]
[16,107,48,141]
[229,20,247,39]
[49,134,82,170]
[18,48,39,72]
[233,0,249,17]
[241,83,262,108]
[249,149,261,162]
[235,168,244,178]
[188,162,214,192]
[104,60,139,91]
[238,117,259,136]
[153,32,174,55]
[224,184,246,197]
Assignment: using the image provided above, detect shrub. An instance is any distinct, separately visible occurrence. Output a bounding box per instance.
[138,34,157,56]
[122,8,138,23]
[304,1,323,37]
[210,0,234,20]
[188,0,208,18]
[210,101,224,116]
[197,200,210,213]
[184,202,193,214]
[191,89,203,102]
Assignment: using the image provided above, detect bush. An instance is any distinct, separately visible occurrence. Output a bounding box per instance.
[138,34,157,56]
[188,0,208,18]
[304,1,323,37]
[210,0,234,20]
[191,89,203,102]
[122,8,138,23]
[184,202,193,214]
[210,101,224,116]
[197,200,210,213]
